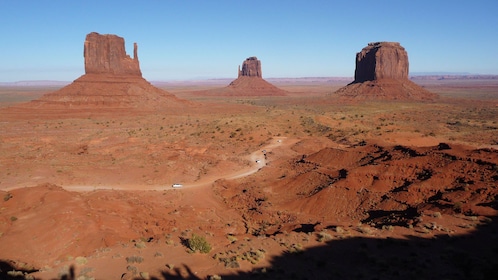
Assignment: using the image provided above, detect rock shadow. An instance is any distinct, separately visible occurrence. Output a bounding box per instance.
[154,215,498,280]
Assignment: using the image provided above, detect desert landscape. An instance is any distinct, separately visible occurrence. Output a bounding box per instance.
[0,33,497,280]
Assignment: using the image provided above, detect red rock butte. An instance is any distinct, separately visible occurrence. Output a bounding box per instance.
[335,42,438,101]
[238,56,262,78]
[220,57,286,96]
[84,32,142,76]
[18,32,186,111]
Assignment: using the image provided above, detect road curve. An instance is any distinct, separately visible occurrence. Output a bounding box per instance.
[63,137,295,192]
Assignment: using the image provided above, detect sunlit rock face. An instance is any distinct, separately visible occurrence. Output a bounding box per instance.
[238,56,262,78]
[353,42,408,83]
[334,41,438,101]
[84,32,142,76]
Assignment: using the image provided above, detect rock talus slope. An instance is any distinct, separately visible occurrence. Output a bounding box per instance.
[226,57,286,96]
[16,32,186,111]
[336,42,438,101]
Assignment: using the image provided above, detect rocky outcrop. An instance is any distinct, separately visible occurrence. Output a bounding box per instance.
[238,57,262,78]
[17,32,187,111]
[84,32,142,76]
[218,57,285,96]
[335,42,438,101]
[354,42,408,82]
[192,56,285,96]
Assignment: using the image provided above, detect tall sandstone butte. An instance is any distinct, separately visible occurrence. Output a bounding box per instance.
[335,42,438,101]
[238,56,262,78]
[20,32,186,110]
[84,32,142,76]
[222,56,286,96]
[354,42,408,82]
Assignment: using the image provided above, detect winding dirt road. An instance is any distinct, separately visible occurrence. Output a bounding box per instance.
[63,137,295,192]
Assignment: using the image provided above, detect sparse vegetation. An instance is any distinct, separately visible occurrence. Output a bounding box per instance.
[0,80,497,279]
[317,231,332,242]
[186,234,211,253]
[126,256,144,264]
[75,256,88,265]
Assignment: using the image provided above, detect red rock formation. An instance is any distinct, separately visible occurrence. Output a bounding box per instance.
[335,42,438,101]
[17,32,187,111]
[354,42,408,83]
[217,57,286,96]
[84,32,142,76]
[238,57,262,78]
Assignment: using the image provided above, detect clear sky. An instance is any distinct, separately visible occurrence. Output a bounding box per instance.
[1,0,497,82]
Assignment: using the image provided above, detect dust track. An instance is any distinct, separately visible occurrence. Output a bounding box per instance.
[63,137,294,192]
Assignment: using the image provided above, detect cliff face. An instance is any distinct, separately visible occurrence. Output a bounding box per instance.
[335,42,438,101]
[199,56,286,96]
[354,42,409,83]
[238,57,262,78]
[19,32,188,110]
[84,32,142,76]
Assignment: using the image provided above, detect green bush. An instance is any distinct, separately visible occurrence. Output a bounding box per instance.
[187,234,211,253]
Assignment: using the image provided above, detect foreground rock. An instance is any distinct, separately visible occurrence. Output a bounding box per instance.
[215,140,498,234]
[335,42,438,101]
[13,32,186,111]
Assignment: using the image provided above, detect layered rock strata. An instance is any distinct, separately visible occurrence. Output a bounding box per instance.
[224,57,286,96]
[84,32,142,76]
[354,42,408,82]
[21,32,185,110]
[238,56,262,78]
[335,42,438,101]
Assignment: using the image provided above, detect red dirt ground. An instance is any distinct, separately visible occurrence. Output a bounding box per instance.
[0,78,497,279]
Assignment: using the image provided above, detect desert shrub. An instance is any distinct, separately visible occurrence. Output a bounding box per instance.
[334,226,345,233]
[187,234,211,253]
[227,234,237,243]
[75,256,87,265]
[126,256,144,264]
[134,241,146,248]
[242,248,266,263]
[317,231,332,242]
[357,226,373,235]
[139,271,150,279]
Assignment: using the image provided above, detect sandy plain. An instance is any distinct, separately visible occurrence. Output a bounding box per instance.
[0,78,497,279]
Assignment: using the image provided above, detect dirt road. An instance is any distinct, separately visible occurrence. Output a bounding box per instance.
[63,137,294,192]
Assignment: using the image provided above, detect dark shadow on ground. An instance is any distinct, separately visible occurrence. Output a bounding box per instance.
[153,216,498,280]
[0,261,39,280]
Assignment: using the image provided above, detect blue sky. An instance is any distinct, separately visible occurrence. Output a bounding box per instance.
[1,0,497,82]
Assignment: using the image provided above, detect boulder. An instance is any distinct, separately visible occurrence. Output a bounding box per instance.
[84,32,142,76]
[238,56,262,78]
